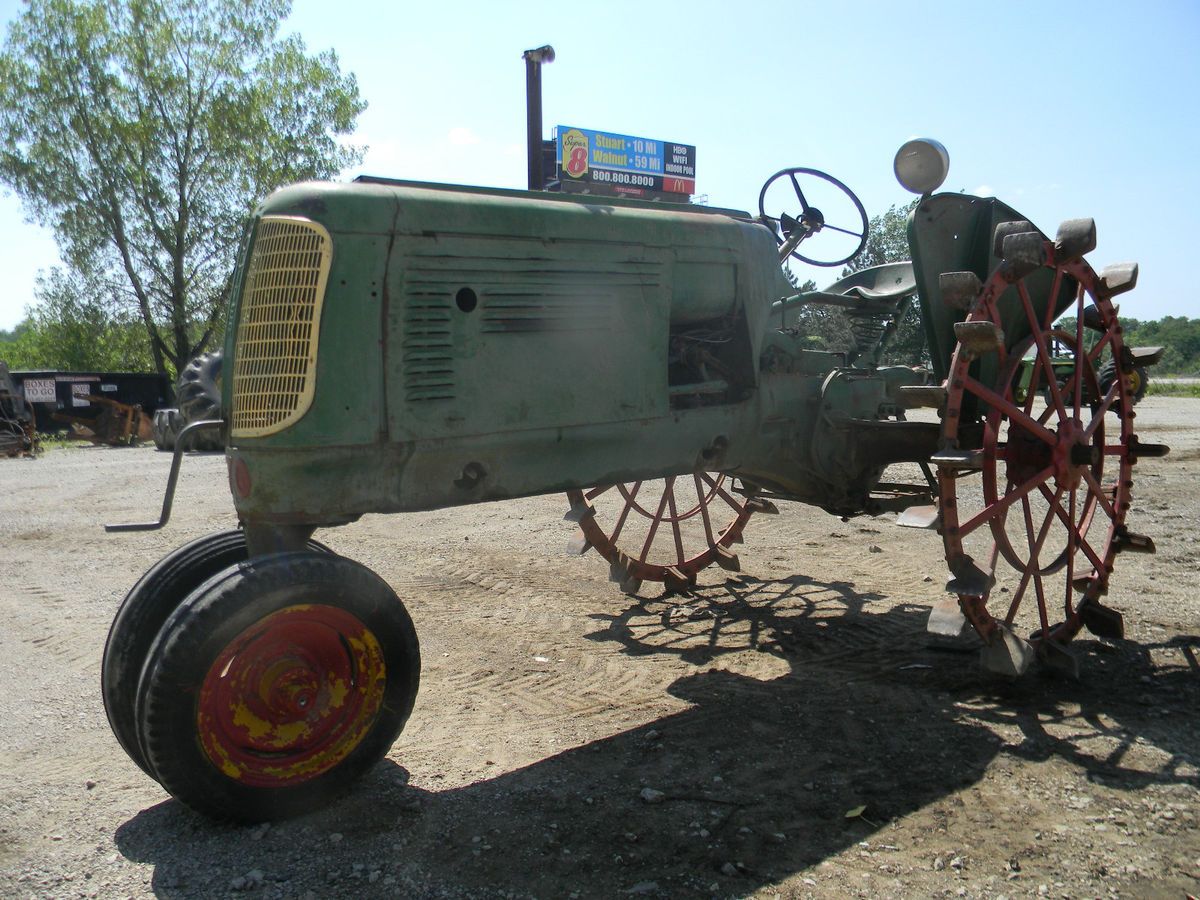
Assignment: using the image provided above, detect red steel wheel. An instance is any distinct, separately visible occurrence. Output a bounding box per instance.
[938,241,1136,674]
[566,473,762,595]
[137,552,419,821]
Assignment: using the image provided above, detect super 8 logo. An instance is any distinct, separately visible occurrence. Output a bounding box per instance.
[562,129,589,178]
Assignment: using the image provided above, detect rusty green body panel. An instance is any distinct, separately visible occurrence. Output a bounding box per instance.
[225,180,806,525]
[220,180,1012,530]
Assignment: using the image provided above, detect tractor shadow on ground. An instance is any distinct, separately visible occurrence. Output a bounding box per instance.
[113,573,1198,898]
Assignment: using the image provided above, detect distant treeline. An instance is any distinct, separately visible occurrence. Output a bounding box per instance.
[1114,316,1200,375]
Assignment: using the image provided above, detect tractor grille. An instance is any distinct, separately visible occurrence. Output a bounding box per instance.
[230,216,332,437]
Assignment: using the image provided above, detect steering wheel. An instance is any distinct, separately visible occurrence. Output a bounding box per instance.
[757,167,870,267]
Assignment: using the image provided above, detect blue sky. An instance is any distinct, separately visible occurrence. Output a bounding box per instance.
[2,0,1198,330]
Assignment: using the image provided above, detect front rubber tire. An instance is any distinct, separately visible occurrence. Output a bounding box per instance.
[135,552,420,821]
[102,531,327,778]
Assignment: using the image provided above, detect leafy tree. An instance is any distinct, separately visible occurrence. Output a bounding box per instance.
[842,199,920,275]
[1053,314,1200,377]
[0,0,365,378]
[840,198,926,366]
[778,269,844,350]
[0,267,155,370]
[0,322,27,346]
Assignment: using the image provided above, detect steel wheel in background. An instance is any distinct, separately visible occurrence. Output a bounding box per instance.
[936,228,1147,676]
[566,474,771,595]
[136,552,420,821]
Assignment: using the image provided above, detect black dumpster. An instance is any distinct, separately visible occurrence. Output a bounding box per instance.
[11,370,172,434]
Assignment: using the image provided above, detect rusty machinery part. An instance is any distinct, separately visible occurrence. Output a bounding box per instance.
[151,407,184,451]
[935,221,1164,677]
[757,167,869,267]
[0,362,37,456]
[51,395,154,446]
[103,530,331,779]
[0,412,37,457]
[566,474,773,594]
[133,551,419,822]
[176,349,225,451]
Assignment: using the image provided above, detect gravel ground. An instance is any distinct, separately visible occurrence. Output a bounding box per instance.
[0,397,1196,899]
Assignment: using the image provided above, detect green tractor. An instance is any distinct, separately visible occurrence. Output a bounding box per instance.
[104,139,1166,821]
[1012,336,1157,406]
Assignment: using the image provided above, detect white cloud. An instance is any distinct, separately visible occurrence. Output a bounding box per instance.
[973,184,995,197]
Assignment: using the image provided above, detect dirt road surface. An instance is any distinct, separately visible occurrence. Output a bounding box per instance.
[1,398,1197,899]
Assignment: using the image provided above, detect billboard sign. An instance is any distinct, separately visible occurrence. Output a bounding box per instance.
[556,126,696,197]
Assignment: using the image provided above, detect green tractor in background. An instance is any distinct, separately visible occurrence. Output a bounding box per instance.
[103,138,1167,822]
[1012,335,1157,406]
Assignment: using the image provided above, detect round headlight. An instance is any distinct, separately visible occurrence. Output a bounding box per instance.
[894,139,950,195]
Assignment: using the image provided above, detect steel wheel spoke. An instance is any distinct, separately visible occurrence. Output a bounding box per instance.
[1006,497,1038,623]
[1081,468,1116,520]
[1073,293,1087,417]
[699,471,749,514]
[1087,330,1113,364]
[639,478,674,562]
[1027,495,1060,635]
[1031,563,1050,634]
[1041,268,1065,332]
[1085,382,1120,439]
[584,484,614,502]
[1018,282,1069,422]
[1065,487,1078,617]
[1023,342,1044,417]
[1005,488,1063,624]
[665,483,685,566]
[959,464,1054,537]
[1038,483,1106,574]
[610,481,642,544]
[694,473,717,546]
[963,374,1057,445]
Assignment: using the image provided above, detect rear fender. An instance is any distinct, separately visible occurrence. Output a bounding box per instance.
[908,194,1076,387]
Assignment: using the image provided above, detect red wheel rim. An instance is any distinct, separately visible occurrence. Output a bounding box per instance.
[197,604,386,788]
[939,251,1134,643]
[567,473,754,584]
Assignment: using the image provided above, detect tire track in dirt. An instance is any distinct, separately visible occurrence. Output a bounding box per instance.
[369,558,703,775]
[388,554,971,775]
[4,584,99,676]
[401,569,688,740]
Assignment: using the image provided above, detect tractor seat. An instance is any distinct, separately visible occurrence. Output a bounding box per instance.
[800,261,917,310]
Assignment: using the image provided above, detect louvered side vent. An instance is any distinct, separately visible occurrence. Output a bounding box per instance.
[230,216,332,437]
[482,291,616,333]
[400,256,660,402]
[402,295,455,402]
[477,260,657,334]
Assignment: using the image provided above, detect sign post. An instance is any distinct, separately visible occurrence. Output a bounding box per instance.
[523,46,556,191]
